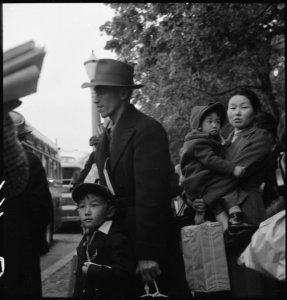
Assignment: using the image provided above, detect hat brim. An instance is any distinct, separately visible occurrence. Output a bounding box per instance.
[72,183,113,204]
[18,130,33,136]
[81,82,144,89]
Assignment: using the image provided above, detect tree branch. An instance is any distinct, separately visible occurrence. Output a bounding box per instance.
[188,84,262,97]
[247,4,272,30]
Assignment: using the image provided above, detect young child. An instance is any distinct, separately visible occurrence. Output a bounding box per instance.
[72,183,135,299]
[180,102,253,230]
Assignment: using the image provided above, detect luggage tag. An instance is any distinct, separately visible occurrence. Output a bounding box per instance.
[276,154,285,187]
[141,280,167,297]
[275,168,284,187]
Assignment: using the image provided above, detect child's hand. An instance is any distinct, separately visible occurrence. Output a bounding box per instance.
[191,198,206,212]
[194,212,205,225]
[233,166,246,177]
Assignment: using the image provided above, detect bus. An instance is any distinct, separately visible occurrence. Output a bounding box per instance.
[21,121,63,249]
[59,149,89,226]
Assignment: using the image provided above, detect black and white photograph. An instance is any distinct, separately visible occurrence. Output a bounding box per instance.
[1,3,285,299]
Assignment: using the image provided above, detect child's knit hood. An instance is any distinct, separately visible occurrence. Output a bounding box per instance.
[189,102,226,130]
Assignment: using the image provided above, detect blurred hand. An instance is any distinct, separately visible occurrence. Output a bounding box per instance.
[233,166,246,177]
[191,198,206,212]
[82,261,91,275]
[3,99,22,114]
[136,260,161,282]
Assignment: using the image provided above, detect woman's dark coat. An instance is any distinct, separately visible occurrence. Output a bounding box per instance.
[95,104,172,262]
[0,151,53,298]
[202,126,277,297]
[203,127,273,224]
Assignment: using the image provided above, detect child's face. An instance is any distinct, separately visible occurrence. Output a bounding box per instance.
[201,112,221,135]
[77,193,112,230]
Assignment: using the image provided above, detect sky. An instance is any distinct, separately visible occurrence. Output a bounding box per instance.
[3,3,117,154]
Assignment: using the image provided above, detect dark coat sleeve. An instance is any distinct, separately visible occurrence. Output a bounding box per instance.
[180,139,235,199]
[228,130,273,174]
[80,233,135,299]
[202,129,273,207]
[87,233,135,284]
[182,139,235,175]
[133,119,171,260]
[26,151,53,253]
[74,151,95,187]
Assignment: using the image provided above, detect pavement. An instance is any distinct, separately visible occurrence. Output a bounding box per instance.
[42,250,77,298]
[41,230,81,298]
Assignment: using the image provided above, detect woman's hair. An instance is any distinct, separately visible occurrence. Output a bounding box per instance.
[229,88,262,113]
[254,111,278,137]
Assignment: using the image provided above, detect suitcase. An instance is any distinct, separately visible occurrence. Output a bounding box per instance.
[181,221,230,293]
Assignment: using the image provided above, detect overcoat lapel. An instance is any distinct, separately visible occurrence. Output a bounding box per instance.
[110,105,138,172]
[88,232,108,260]
[226,127,257,158]
[97,130,110,176]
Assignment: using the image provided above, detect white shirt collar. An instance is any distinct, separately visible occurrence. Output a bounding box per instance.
[98,220,113,235]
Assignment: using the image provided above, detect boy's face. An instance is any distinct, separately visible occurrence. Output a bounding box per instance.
[77,193,114,230]
[201,112,221,135]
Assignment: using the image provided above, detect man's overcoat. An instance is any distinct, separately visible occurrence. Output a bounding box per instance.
[95,104,172,262]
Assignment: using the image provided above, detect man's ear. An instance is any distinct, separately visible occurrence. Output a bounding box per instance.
[107,205,115,218]
[119,87,131,101]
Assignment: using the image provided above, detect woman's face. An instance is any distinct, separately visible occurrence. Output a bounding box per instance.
[227,95,255,129]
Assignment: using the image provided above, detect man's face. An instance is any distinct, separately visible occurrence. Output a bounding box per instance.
[93,86,123,119]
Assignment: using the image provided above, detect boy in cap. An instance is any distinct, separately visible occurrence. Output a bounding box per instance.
[180,102,252,230]
[72,183,134,299]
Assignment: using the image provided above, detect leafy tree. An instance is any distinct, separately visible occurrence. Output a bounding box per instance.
[100,3,285,163]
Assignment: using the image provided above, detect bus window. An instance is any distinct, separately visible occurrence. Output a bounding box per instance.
[62,167,81,185]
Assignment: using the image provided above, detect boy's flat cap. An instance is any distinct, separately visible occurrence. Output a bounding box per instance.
[72,183,113,204]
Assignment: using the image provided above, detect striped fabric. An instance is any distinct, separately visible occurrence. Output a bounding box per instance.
[181,222,230,293]
[3,114,30,198]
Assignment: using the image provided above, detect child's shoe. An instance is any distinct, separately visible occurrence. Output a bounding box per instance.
[228,212,258,232]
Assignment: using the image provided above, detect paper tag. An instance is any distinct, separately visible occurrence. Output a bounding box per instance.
[275,168,284,186]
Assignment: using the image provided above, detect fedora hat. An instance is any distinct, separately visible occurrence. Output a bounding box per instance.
[9,110,33,136]
[81,59,144,89]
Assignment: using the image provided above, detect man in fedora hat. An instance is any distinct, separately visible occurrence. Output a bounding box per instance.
[82,59,173,295]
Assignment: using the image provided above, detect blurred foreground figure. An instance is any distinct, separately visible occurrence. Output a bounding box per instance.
[1,110,53,298]
[2,99,30,198]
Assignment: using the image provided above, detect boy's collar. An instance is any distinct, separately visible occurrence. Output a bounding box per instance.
[98,220,113,235]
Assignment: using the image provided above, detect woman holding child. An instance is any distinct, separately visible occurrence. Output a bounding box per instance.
[201,88,277,296]
[181,88,277,297]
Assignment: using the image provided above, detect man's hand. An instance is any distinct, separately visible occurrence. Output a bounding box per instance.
[82,261,91,275]
[233,166,246,177]
[136,260,161,282]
